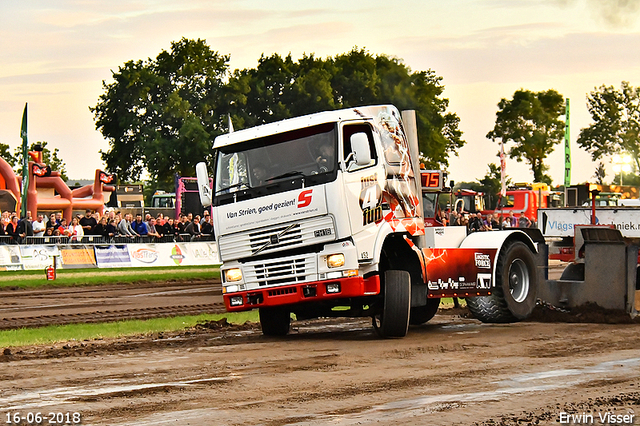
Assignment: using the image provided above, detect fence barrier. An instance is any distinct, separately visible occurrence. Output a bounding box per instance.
[0,236,219,272]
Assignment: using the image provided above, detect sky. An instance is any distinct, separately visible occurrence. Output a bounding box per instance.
[1,0,639,186]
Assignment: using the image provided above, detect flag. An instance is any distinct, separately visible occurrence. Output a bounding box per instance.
[499,141,506,197]
[20,103,29,218]
[564,98,571,187]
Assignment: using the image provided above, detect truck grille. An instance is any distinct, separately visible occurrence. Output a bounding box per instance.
[244,254,317,288]
[218,216,335,261]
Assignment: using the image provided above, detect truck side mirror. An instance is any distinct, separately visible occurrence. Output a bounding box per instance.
[350,133,372,166]
[196,162,212,207]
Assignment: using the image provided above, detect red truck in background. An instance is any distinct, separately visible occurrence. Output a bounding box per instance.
[454,183,561,224]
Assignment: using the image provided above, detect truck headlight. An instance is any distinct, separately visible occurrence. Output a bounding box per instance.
[327,254,345,268]
[225,268,243,282]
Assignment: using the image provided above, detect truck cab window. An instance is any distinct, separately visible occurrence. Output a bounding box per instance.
[342,124,376,171]
[213,123,338,205]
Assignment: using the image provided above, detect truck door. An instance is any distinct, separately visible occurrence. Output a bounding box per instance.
[341,123,384,250]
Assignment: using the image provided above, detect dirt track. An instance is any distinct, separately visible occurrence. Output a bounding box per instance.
[0,281,225,329]
[2,308,640,425]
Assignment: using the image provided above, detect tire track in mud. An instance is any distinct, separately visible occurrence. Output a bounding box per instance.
[0,280,224,329]
[0,303,227,329]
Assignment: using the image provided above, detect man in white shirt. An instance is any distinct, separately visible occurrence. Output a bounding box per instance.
[32,213,46,237]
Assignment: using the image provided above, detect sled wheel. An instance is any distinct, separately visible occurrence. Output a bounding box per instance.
[466,241,537,323]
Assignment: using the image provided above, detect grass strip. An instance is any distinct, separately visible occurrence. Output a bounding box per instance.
[0,266,220,289]
[0,310,259,348]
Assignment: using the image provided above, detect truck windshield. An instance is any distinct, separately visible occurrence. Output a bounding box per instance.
[213,123,337,204]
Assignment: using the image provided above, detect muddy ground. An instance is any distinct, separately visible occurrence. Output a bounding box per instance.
[1,306,640,426]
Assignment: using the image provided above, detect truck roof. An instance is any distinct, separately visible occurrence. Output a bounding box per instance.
[213,105,398,148]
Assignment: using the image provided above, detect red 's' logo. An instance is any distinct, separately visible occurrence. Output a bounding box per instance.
[297,190,312,208]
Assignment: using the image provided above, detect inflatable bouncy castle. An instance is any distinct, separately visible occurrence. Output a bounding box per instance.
[0,145,114,222]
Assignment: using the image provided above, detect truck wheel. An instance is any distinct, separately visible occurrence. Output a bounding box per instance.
[466,241,537,323]
[372,270,411,338]
[409,298,440,325]
[259,307,291,336]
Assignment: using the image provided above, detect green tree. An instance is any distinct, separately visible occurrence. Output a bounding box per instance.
[227,48,464,168]
[95,42,464,185]
[486,89,565,184]
[577,81,640,172]
[478,163,511,209]
[92,38,230,189]
[0,143,16,166]
[593,162,607,185]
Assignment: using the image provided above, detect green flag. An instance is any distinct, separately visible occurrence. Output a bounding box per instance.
[20,103,28,218]
[564,98,571,187]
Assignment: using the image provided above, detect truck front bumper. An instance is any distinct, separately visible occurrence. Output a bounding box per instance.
[222,275,381,312]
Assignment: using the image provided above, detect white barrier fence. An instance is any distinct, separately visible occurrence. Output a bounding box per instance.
[0,242,220,271]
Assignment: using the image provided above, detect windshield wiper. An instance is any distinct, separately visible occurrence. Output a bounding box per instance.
[215,182,248,194]
[267,171,305,182]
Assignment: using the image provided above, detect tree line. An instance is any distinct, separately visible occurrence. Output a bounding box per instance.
[84,38,640,197]
[0,142,67,182]
[91,38,463,191]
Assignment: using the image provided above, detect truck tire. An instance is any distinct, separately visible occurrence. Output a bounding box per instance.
[372,270,411,338]
[409,298,440,325]
[259,307,291,336]
[466,241,537,323]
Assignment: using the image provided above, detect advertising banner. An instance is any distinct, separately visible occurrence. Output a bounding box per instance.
[20,245,60,270]
[177,242,220,265]
[95,245,132,268]
[539,208,640,238]
[0,245,23,271]
[422,247,497,293]
[128,244,173,267]
[127,242,220,267]
[0,242,219,272]
[216,186,327,234]
[59,245,97,269]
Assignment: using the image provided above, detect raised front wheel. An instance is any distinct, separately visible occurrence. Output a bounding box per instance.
[372,270,411,338]
[259,307,291,336]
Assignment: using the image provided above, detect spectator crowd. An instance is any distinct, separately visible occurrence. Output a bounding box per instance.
[0,209,214,244]
[439,210,535,232]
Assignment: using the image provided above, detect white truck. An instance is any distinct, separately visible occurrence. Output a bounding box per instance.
[196,105,546,337]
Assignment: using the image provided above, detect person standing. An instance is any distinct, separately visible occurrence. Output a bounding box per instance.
[106,219,118,239]
[32,213,46,237]
[118,213,138,238]
[93,216,108,238]
[201,213,213,235]
[6,216,20,242]
[57,218,69,237]
[518,215,531,228]
[54,212,63,227]
[68,217,84,242]
[46,213,57,231]
[146,217,162,240]
[185,216,201,240]
[468,212,484,233]
[18,211,34,242]
[79,209,97,235]
[131,213,148,236]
